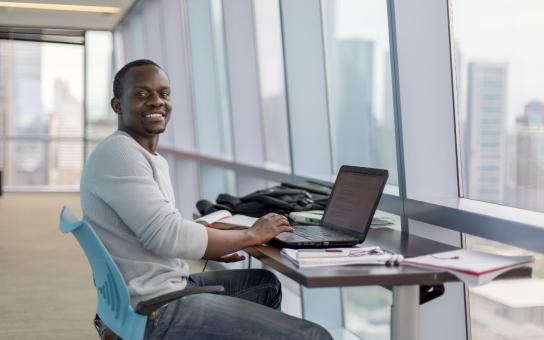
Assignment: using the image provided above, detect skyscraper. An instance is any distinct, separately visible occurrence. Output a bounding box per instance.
[464,62,507,204]
[513,101,544,212]
[329,39,376,171]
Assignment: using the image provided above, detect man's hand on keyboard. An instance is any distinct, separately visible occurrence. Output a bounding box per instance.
[247,213,294,245]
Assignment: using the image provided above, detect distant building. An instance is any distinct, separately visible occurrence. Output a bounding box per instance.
[464,62,507,204]
[329,39,377,171]
[0,40,48,186]
[48,79,84,186]
[512,100,544,212]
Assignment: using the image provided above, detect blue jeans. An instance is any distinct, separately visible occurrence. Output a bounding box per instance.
[144,269,332,340]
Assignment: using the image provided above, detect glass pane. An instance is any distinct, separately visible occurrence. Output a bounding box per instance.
[0,41,47,137]
[280,0,332,181]
[171,158,199,218]
[198,164,236,202]
[161,0,196,151]
[85,31,115,157]
[343,286,392,340]
[465,234,544,339]
[451,0,544,211]
[4,140,48,186]
[0,40,84,139]
[0,39,84,188]
[322,1,399,335]
[187,0,233,159]
[123,3,146,60]
[253,0,291,172]
[322,0,398,185]
[2,139,82,186]
[48,140,84,185]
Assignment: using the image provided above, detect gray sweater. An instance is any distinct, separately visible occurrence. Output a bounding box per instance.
[80,130,208,308]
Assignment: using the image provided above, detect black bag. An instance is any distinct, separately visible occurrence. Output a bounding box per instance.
[196,185,329,218]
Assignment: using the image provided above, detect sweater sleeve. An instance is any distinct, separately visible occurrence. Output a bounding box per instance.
[90,140,208,260]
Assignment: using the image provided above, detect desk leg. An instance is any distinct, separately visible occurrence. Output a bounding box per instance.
[391,285,419,340]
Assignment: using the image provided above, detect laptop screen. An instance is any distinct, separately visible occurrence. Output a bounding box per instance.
[321,168,387,236]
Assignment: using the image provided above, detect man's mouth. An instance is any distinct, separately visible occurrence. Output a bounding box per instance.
[143,112,166,119]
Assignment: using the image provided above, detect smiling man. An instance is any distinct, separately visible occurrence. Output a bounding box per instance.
[80,59,332,340]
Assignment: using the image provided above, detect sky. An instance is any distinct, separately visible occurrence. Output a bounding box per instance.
[322,0,544,130]
[451,0,544,129]
[326,0,391,124]
[41,42,83,113]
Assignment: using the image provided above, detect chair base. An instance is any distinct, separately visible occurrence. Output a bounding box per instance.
[94,315,121,340]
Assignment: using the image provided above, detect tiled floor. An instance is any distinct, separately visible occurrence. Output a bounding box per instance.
[0,192,96,340]
[0,192,205,339]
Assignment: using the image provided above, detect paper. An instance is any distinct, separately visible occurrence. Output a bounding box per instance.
[281,247,403,268]
[449,266,524,287]
[296,246,383,259]
[194,210,257,229]
[214,214,257,228]
[194,210,232,226]
[404,249,534,285]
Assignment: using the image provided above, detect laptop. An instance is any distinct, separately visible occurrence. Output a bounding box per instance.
[270,165,389,248]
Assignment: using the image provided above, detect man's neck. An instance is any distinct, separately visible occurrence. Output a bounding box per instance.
[119,128,159,155]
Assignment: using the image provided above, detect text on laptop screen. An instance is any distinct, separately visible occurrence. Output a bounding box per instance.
[322,172,384,233]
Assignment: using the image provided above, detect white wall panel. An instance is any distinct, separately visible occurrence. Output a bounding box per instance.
[393,0,466,339]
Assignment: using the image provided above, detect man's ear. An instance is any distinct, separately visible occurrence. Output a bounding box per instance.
[111,97,122,115]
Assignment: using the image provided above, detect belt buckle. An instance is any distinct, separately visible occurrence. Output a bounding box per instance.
[149,303,168,327]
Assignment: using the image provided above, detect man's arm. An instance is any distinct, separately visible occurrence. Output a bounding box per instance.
[203,213,293,259]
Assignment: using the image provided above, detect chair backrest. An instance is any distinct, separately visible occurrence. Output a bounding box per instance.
[60,206,147,340]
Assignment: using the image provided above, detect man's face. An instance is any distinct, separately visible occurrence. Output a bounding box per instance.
[113,64,172,138]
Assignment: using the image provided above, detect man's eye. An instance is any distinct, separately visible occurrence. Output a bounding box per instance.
[135,91,148,98]
[161,92,170,99]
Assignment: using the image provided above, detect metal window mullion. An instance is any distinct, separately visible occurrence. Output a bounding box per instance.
[387,0,409,232]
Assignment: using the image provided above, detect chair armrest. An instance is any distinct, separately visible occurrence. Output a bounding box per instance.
[135,285,225,315]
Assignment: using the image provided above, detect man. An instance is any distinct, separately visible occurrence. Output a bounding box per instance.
[80,59,332,340]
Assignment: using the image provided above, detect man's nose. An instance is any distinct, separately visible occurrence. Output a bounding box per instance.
[147,92,164,107]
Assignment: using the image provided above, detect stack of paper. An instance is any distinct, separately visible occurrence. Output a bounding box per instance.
[404,249,534,286]
[281,247,403,268]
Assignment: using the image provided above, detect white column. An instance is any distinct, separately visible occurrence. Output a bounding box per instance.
[392,0,467,339]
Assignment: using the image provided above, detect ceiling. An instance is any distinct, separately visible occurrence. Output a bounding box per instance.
[0,0,135,31]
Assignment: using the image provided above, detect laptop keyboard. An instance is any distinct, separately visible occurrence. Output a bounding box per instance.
[293,225,345,240]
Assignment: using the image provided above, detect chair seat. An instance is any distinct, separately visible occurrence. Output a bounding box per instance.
[59,206,225,340]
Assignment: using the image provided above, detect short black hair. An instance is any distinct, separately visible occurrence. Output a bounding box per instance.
[112,59,162,99]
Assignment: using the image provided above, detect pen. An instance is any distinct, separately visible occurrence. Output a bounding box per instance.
[431,254,460,260]
[298,249,343,252]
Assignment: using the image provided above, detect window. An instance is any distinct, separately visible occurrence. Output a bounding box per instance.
[186,0,236,200]
[122,2,146,60]
[198,165,236,202]
[452,0,544,212]
[320,0,399,338]
[253,0,291,172]
[186,0,233,159]
[451,1,544,338]
[280,0,332,181]
[0,39,84,188]
[321,0,398,187]
[85,31,115,159]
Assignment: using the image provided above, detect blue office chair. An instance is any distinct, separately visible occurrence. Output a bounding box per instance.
[59,206,224,339]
